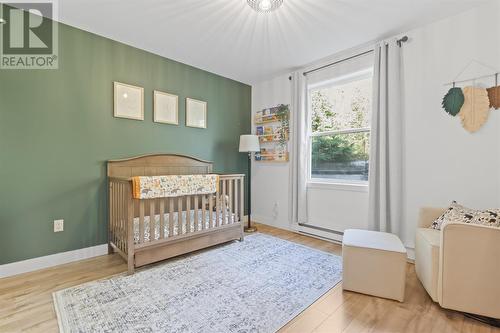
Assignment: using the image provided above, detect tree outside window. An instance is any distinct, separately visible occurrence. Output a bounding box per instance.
[309,73,372,183]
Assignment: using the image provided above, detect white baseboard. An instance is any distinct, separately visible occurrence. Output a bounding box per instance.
[251,214,293,231]
[0,244,108,278]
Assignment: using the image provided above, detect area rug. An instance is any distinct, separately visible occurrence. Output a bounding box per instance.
[53,234,342,333]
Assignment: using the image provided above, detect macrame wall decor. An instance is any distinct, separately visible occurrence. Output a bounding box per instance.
[459,87,490,133]
[442,60,499,133]
[442,87,464,116]
[487,74,500,109]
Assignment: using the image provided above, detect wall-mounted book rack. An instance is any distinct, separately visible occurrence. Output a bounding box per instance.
[254,104,290,163]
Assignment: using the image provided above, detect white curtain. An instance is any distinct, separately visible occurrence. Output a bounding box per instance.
[368,40,404,236]
[290,71,308,225]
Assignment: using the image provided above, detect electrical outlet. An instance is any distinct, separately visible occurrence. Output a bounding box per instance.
[273,202,279,219]
[54,219,64,232]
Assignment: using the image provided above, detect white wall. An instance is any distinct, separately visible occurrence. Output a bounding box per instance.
[401,0,500,248]
[251,75,293,230]
[306,184,368,232]
[251,1,500,249]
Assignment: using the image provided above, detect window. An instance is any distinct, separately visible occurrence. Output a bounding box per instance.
[308,67,373,184]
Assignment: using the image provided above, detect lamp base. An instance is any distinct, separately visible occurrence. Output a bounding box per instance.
[244,226,258,233]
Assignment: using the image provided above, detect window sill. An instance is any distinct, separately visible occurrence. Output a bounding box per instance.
[307,181,369,192]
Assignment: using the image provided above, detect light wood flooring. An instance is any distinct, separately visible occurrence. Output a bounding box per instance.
[0,223,498,333]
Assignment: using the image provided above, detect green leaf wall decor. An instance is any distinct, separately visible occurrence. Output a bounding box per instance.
[442,87,465,116]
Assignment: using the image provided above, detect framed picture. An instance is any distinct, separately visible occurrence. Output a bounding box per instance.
[113,82,144,120]
[186,98,207,129]
[154,90,179,125]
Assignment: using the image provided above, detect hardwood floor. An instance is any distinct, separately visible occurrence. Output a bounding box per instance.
[0,223,498,333]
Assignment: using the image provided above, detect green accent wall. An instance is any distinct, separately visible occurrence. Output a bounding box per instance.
[0,22,251,265]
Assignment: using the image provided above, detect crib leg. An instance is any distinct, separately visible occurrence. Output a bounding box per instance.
[108,243,114,255]
[127,254,135,275]
[127,261,135,275]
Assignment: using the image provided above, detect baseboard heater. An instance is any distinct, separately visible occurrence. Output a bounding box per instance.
[298,223,343,244]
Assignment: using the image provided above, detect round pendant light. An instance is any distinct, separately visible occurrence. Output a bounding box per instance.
[247,0,283,13]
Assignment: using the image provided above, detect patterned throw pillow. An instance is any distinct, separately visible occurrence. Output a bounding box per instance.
[430,201,500,230]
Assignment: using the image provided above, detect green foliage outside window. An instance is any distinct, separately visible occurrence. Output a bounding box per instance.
[310,88,370,165]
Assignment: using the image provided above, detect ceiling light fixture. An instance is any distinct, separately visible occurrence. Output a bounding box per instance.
[247,0,283,13]
[0,18,6,25]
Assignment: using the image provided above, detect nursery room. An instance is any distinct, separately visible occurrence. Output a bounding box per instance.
[1,0,500,332]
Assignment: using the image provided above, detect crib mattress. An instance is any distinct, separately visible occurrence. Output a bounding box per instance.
[133,209,235,243]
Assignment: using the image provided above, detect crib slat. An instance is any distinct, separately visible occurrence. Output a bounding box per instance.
[229,179,233,223]
[149,200,155,242]
[159,199,165,240]
[123,183,129,251]
[178,197,183,235]
[117,183,122,251]
[169,198,174,237]
[222,180,227,225]
[194,196,199,232]
[119,183,123,251]
[234,180,238,223]
[186,196,191,233]
[139,200,145,244]
[216,191,220,227]
[209,194,214,228]
[240,178,244,223]
[114,183,117,247]
[202,195,207,230]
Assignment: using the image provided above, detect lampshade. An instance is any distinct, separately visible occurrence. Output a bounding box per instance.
[239,135,260,152]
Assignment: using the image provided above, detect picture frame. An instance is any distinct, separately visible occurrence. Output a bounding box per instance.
[154,90,179,125]
[113,81,144,120]
[186,98,207,129]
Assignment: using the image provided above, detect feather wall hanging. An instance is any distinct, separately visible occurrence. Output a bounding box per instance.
[487,74,500,109]
[443,60,499,133]
[458,87,490,133]
[442,87,464,116]
[487,86,500,109]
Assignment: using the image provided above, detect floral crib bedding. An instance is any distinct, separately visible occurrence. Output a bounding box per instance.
[132,175,219,200]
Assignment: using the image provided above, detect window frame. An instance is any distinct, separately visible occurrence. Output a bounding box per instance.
[306,68,373,187]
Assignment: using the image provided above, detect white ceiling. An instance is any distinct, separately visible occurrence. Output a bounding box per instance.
[59,0,491,84]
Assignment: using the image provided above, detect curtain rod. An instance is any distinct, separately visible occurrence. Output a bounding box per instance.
[302,35,409,77]
[303,49,374,76]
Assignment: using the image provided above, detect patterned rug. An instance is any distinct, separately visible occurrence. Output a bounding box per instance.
[53,234,342,333]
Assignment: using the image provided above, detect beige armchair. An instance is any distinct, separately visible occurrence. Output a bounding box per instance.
[415,207,500,319]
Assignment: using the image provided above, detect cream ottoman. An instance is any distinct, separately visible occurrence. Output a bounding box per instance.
[342,229,407,302]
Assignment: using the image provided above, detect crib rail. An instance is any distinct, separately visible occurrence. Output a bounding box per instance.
[109,174,245,255]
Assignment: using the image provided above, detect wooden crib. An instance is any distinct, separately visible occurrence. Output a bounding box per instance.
[107,154,245,274]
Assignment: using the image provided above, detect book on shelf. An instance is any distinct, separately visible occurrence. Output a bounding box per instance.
[255,148,289,162]
[255,106,283,124]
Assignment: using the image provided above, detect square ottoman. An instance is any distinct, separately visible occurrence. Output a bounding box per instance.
[342,229,407,302]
